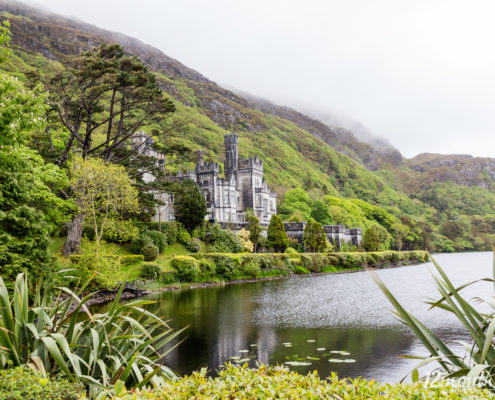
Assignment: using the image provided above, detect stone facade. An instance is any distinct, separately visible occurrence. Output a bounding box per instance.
[284,222,362,249]
[177,134,277,226]
[131,132,277,226]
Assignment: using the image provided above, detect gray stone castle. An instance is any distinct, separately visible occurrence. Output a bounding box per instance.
[131,132,277,226]
[177,134,277,226]
[284,222,363,249]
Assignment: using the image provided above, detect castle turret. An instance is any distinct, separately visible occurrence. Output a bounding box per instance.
[224,134,238,180]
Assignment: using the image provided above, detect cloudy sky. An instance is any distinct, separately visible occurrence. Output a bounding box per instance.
[28,0,495,158]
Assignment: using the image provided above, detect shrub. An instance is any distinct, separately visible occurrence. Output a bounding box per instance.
[141,264,161,280]
[141,244,159,261]
[242,259,261,278]
[199,259,216,276]
[161,221,179,244]
[294,266,310,275]
[177,226,191,245]
[161,271,179,284]
[102,218,139,243]
[146,230,168,253]
[121,254,145,266]
[130,232,153,254]
[109,364,487,399]
[237,228,254,252]
[186,237,202,253]
[171,256,201,282]
[0,366,84,400]
[207,224,243,253]
[284,247,298,254]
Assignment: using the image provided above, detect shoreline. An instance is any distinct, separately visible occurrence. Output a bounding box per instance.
[88,259,424,308]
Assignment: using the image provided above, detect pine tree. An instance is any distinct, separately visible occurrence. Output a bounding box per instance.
[303,220,326,252]
[267,215,288,252]
[174,179,207,232]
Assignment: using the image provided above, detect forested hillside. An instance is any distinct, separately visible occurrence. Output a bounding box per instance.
[1,0,494,252]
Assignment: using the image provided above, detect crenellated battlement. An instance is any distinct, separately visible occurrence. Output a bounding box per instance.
[284,222,307,232]
[238,156,263,171]
[196,161,219,174]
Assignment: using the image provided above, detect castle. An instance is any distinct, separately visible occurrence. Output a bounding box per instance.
[131,133,277,226]
[284,222,362,249]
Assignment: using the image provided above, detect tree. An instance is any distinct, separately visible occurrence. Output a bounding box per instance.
[67,156,138,255]
[174,179,207,232]
[363,225,388,251]
[0,24,71,284]
[303,220,327,252]
[267,215,288,252]
[278,188,313,220]
[311,200,332,225]
[237,228,254,253]
[246,209,262,252]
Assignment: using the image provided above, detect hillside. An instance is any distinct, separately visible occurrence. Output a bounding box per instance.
[1,0,495,252]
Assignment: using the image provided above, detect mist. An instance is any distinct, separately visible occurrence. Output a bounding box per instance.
[25,0,495,158]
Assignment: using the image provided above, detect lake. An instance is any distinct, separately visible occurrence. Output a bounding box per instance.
[131,252,494,382]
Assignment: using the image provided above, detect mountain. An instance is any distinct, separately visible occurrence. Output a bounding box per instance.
[1,0,495,252]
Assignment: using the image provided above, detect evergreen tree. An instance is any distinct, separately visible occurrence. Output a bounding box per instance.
[246,209,262,252]
[174,179,207,232]
[303,220,326,252]
[267,215,288,252]
[310,200,332,225]
[363,225,387,251]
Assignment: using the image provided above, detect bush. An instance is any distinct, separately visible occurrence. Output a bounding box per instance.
[206,224,243,253]
[130,232,154,254]
[186,237,202,253]
[242,260,261,278]
[112,364,487,399]
[199,259,216,276]
[102,218,139,243]
[141,264,161,281]
[0,366,84,400]
[171,256,201,282]
[284,247,298,254]
[161,221,179,244]
[145,230,168,253]
[121,254,145,266]
[141,244,159,261]
[161,271,179,284]
[177,227,191,245]
[294,266,310,275]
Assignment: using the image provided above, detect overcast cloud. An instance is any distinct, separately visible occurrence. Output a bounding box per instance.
[27,0,495,158]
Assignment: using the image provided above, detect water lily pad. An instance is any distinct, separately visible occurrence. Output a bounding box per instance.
[250,344,258,347]
[239,350,249,353]
[282,342,292,346]
[343,359,356,363]
[306,356,320,360]
[307,339,316,343]
[285,361,312,366]
[328,358,345,363]
[235,358,251,363]
[316,348,326,351]
[229,356,241,360]
[330,350,351,355]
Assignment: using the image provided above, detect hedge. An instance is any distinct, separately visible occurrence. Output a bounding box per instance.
[121,254,145,266]
[0,366,84,400]
[102,364,492,399]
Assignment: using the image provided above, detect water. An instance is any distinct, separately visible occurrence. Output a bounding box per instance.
[122,252,494,382]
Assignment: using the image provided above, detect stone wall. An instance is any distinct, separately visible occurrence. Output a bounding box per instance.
[284,222,363,249]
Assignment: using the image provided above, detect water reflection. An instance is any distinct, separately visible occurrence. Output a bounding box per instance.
[113,252,494,381]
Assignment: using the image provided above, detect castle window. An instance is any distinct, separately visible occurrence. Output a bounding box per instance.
[203,180,209,186]
[256,196,261,207]
[263,199,268,211]
[224,191,229,205]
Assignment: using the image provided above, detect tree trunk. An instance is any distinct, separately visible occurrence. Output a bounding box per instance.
[63,213,85,256]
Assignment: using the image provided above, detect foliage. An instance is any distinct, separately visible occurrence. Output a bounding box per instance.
[0,272,183,398]
[140,243,159,261]
[144,230,168,252]
[237,228,254,252]
[303,220,326,252]
[171,256,201,282]
[185,237,201,253]
[267,215,289,252]
[284,247,298,254]
[173,179,207,232]
[363,225,388,251]
[160,221,179,244]
[0,72,70,286]
[101,363,493,399]
[176,226,191,245]
[242,259,261,278]
[372,253,495,390]
[130,232,153,254]
[120,254,144,266]
[70,241,121,290]
[140,263,161,281]
[294,266,310,274]
[205,224,243,253]
[0,366,84,400]
[246,210,262,252]
[101,218,139,244]
[69,156,138,254]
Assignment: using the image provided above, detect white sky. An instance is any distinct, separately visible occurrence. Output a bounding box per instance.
[27,0,495,158]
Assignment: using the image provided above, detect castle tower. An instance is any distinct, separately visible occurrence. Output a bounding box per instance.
[224,134,239,180]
